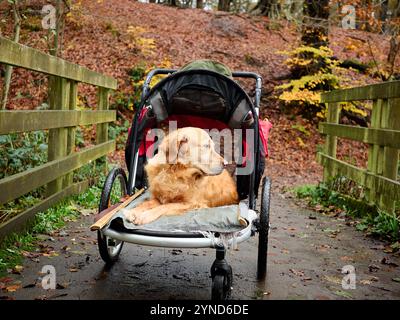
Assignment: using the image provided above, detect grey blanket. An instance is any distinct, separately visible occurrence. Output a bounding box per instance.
[106,191,249,234]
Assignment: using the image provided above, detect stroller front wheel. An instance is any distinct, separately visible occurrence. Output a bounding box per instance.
[97,167,128,264]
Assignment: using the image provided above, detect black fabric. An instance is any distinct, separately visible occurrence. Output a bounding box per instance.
[159,73,247,122]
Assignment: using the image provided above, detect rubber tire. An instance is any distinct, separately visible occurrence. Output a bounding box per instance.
[97,167,128,264]
[211,266,232,300]
[257,176,271,280]
[212,275,225,300]
[98,167,128,212]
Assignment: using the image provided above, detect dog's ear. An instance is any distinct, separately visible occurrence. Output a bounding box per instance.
[168,134,188,163]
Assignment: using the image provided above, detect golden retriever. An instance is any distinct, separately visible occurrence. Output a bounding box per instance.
[125,127,239,225]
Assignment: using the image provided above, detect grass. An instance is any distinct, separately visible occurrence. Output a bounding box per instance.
[0,183,103,276]
[294,183,400,243]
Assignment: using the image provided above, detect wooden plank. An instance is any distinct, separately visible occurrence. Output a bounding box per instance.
[0,110,116,134]
[366,99,384,204]
[0,36,117,89]
[0,179,92,241]
[90,189,145,231]
[0,140,115,205]
[380,98,400,212]
[96,87,110,173]
[96,88,110,145]
[47,77,70,196]
[323,102,341,182]
[65,80,78,188]
[321,80,400,103]
[318,153,400,205]
[319,123,400,148]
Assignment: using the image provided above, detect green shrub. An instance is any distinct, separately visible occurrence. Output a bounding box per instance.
[0,131,48,179]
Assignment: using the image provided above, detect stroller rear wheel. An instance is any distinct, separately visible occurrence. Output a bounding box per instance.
[97,167,128,264]
[257,176,271,280]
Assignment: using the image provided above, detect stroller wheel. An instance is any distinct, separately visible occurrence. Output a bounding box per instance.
[257,176,271,280]
[97,167,128,264]
[97,231,124,264]
[211,266,232,300]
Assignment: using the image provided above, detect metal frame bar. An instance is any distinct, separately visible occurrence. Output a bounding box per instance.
[103,220,253,249]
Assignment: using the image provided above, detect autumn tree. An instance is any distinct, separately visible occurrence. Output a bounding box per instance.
[301,0,330,47]
[1,0,21,110]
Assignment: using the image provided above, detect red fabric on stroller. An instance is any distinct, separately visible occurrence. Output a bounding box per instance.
[135,114,272,159]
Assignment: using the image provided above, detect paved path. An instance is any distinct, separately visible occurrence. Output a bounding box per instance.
[3,193,400,300]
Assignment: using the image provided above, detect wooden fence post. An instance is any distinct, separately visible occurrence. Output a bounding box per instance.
[366,99,384,205]
[323,102,340,183]
[96,87,110,174]
[65,80,77,188]
[47,77,70,196]
[379,97,400,213]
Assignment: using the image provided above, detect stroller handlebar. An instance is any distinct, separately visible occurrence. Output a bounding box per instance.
[140,68,262,109]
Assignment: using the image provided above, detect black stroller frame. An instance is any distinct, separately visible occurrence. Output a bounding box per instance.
[95,68,271,300]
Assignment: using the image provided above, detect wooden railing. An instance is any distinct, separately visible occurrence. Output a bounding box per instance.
[318,80,400,214]
[0,36,117,238]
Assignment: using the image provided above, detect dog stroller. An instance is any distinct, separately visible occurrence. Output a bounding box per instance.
[91,61,272,300]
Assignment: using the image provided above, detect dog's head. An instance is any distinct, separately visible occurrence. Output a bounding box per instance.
[148,127,225,175]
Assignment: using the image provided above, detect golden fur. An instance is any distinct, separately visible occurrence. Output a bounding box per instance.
[125,127,239,225]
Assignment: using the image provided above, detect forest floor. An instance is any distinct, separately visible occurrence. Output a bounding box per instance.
[1,1,400,300]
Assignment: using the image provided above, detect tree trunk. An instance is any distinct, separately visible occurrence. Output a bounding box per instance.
[301,0,330,47]
[218,0,231,11]
[1,1,21,110]
[252,0,273,15]
[196,0,203,9]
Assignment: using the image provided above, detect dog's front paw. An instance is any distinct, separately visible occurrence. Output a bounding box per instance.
[124,209,140,224]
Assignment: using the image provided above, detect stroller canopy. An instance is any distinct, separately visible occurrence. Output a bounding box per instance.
[142,61,256,129]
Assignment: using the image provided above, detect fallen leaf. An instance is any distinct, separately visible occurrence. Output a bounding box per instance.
[360,279,372,285]
[392,277,400,283]
[368,264,380,272]
[324,275,341,285]
[381,257,399,267]
[134,261,147,267]
[340,256,354,262]
[289,269,305,277]
[5,284,21,292]
[70,250,87,255]
[334,290,352,299]
[69,268,78,272]
[12,265,24,274]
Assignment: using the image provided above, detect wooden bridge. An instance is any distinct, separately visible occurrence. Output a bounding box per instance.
[319,81,400,214]
[0,36,117,239]
[0,35,399,241]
